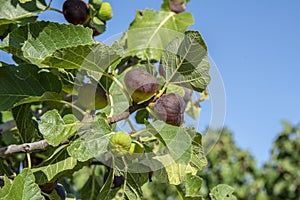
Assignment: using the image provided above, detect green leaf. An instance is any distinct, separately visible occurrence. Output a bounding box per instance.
[209,184,237,200]
[0,64,61,111]
[14,92,63,106]
[80,174,102,200]
[161,30,210,92]
[0,169,44,200]
[146,120,192,164]
[12,104,38,143]
[0,22,94,65]
[0,176,12,198]
[185,173,203,197]
[123,173,145,200]
[32,149,79,184]
[39,110,80,146]
[0,0,46,25]
[187,129,207,171]
[151,154,197,185]
[127,9,194,60]
[67,117,112,162]
[97,168,116,200]
[185,100,201,119]
[42,43,120,73]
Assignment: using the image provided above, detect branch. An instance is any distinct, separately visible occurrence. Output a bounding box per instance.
[107,98,152,124]
[0,97,154,157]
[0,140,51,157]
[0,120,16,135]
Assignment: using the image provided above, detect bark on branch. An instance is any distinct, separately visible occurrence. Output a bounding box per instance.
[0,98,153,157]
[0,140,51,157]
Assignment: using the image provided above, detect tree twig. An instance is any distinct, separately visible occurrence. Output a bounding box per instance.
[0,120,16,135]
[0,97,154,157]
[0,140,51,157]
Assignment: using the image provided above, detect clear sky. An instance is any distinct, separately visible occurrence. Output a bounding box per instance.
[1,0,300,166]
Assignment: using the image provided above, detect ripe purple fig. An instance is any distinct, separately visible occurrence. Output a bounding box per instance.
[63,0,90,25]
[170,0,186,14]
[150,93,185,126]
[124,68,159,103]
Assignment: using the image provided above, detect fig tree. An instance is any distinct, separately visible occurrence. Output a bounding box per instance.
[97,2,113,21]
[109,132,132,156]
[149,93,185,126]
[77,83,109,110]
[124,68,159,103]
[63,0,90,25]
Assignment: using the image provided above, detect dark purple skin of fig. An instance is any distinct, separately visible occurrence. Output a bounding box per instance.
[124,68,159,103]
[63,0,89,25]
[151,93,185,126]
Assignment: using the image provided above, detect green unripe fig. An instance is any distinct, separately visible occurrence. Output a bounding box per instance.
[124,68,159,103]
[97,2,113,21]
[127,140,144,160]
[109,132,132,156]
[89,0,102,9]
[77,83,109,110]
[149,93,185,126]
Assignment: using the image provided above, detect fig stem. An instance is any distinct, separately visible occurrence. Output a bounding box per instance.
[139,136,157,142]
[130,129,148,138]
[61,100,87,116]
[48,7,63,14]
[121,157,128,199]
[104,72,132,106]
[107,94,114,117]
[26,153,31,169]
[126,119,136,132]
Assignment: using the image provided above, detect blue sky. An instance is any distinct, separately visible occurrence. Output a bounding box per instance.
[1,0,300,166]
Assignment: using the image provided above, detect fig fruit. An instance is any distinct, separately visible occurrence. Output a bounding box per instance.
[39,180,58,194]
[63,0,90,25]
[170,0,186,14]
[127,140,144,160]
[97,2,113,21]
[55,183,67,200]
[77,83,109,110]
[113,175,125,188]
[109,132,132,156]
[124,68,159,103]
[150,93,185,126]
[89,0,102,9]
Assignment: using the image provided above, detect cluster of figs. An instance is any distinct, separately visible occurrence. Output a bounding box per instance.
[77,67,187,127]
[63,0,113,35]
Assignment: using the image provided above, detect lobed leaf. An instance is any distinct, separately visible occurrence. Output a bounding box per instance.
[39,110,80,146]
[0,22,94,66]
[0,64,61,111]
[12,104,38,143]
[0,0,46,25]
[209,184,237,200]
[127,9,194,60]
[67,117,112,162]
[0,169,44,200]
[42,43,120,72]
[32,149,79,185]
[162,31,211,92]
